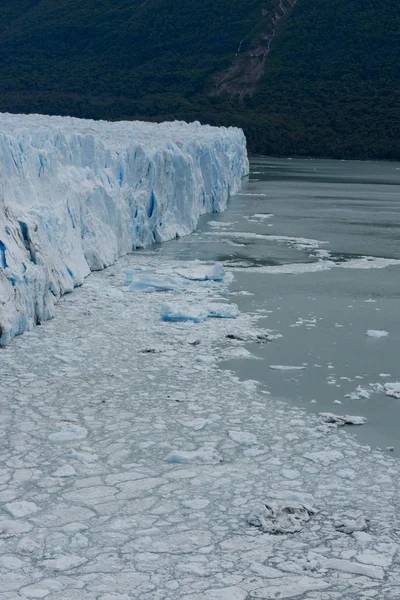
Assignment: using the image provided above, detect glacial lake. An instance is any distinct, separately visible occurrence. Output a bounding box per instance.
[158,157,400,455]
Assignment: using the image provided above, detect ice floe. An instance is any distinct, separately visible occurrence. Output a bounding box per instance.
[248,501,316,534]
[269,365,306,371]
[160,302,239,322]
[319,413,367,426]
[366,329,389,338]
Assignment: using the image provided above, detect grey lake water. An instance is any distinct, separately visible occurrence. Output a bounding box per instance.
[159,157,400,455]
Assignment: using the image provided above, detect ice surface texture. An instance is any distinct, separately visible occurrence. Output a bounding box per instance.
[1,253,399,599]
[0,114,248,344]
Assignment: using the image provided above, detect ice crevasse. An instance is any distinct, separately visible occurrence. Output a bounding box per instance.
[0,113,249,345]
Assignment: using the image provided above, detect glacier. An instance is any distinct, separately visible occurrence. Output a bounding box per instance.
[0,113,248,345]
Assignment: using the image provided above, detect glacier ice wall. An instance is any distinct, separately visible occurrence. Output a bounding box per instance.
[0,114,248,345]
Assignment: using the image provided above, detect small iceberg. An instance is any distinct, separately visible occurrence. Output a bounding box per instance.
[269,365,306,371]
[384,382,400,399]
[366,330,389,338]
[164,446,222,464]
[160,302,239,323]
[319,413,367,426]
[248,501,316,534]
[122,272,186,293]
[175,262,226,282]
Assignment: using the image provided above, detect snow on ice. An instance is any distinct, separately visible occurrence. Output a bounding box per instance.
[0,113,248,344]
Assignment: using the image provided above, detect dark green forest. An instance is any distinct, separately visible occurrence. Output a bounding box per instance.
[0,0,399,159]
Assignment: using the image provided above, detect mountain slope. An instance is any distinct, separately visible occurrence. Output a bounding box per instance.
[0,0,399,159]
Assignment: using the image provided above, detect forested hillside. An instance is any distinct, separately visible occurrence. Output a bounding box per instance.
[0,0,399,159]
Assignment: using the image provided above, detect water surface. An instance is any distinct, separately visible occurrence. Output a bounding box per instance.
[159,157,400,454]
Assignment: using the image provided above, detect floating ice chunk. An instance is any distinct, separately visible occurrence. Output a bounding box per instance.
[48,424,88,443]
[281,469,301,480]
[383,382,400,398]
[356,551,393,568]
[123,273,184,293]
[366,329,388,338]
[208,231,326,250]
[52,465,76,477]
[321,558,384,579]
[184,587,247,600]
[181,498,210,510]
[4,501,40,518]
[220,347,257,360]
[228,430,258,445]
[319,413,367,426]
[250,577,330,598]
[335,515,370,534]
[249,563,284,578]
[303,450,343,465]
[207,303,239,318]
[269,365,306,371]
[231,256,400,275]
[61,523,89,534]
[0,556,24,570]
[0,519,32,538]
[341,257,400,269]
[160,304,209,323]
[41,554,88,571]
[176,262,225,281]
[344,385,371,400]
[17,538,41,555]
[291,317,317,328]
[160,302,239,322]
[164,446,222,464]
[20,586,51,598]
[252,213,274,220]
[248,501,316,534]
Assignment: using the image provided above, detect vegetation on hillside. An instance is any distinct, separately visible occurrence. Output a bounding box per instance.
[0,0,398,159]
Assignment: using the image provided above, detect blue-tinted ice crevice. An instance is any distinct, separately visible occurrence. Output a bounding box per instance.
[0,114,248,344]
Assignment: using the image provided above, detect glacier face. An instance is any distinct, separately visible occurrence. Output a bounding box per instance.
[0,113,248,345]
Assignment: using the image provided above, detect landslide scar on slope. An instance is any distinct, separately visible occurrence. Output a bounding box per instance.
[212,0,298,99]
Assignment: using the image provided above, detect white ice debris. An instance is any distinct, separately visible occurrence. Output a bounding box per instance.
[319,413,367,426]
[321,558,384,580]
[122,272,185,293]
[230,256,400,275]
[41,554,88,571]
[383,382,400,398]
[164,446,222,464]
[269,365,306,371]
[4,501,40,518]
[228,430,258,445]
[0,113,248,344]
[48,424,88,443]
[160,302,239,322]
[175,262,226,281]
[52,464,76,477]
[335,515,370,534]
[248,501,316,534]
[303,450,344,465]
[0,519,32,538]
[366,329,389,338]
[344,385,372,400]
[347,381,400,401]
